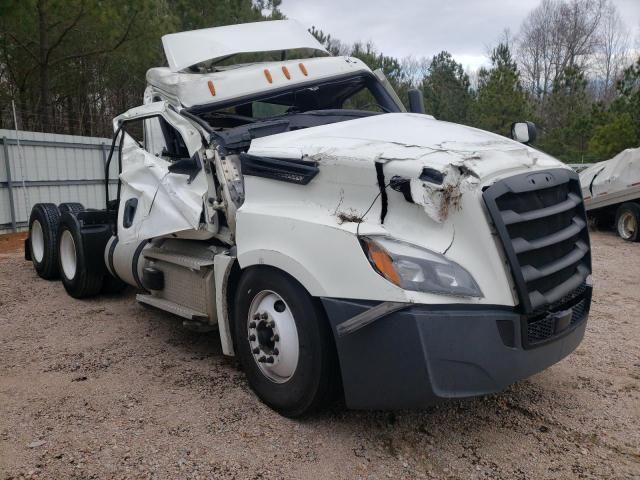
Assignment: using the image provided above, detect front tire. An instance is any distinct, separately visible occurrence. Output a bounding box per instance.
[615,202,640,242]
[233,267,338,417]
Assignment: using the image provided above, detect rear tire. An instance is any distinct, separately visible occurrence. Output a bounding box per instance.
[57,212,104,298]
[233,267,338,417]
[615,202,640,242]
[58,202,84,216]
[28,203,60,279]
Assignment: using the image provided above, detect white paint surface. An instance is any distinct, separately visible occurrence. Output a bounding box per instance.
[161,20,328,72]
[237,112,571,306]
[114,102,208,245]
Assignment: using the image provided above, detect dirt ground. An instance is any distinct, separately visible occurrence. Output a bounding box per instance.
[0,231,638,480]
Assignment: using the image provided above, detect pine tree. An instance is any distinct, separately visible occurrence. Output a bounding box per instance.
[472,42,529,137]
[421,51,471,123]
[537,66,595,162]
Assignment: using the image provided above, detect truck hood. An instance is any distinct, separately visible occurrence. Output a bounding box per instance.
[248,113,566,224]
[248,112,563,181]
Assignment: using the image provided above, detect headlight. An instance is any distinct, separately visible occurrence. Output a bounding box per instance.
[360,236,483,298]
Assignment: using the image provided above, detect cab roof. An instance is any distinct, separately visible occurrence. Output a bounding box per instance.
[146,56,373,109]
[161,20,329,73]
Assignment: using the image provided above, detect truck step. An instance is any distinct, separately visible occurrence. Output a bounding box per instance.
[137,294,208,320]
[143,247,215,270]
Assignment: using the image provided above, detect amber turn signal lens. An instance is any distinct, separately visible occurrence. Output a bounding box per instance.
[298,63,308,76]
[207,80,216,96]
[282,66,291,79]
[263,69,273,83]
[361,238,401,286]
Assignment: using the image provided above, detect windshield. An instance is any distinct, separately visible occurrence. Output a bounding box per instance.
[192,73,403,130]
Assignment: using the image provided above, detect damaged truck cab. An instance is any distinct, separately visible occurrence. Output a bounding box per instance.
[26,21,592,416]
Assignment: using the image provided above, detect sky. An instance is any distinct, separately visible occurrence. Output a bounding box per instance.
[279,0,640,71]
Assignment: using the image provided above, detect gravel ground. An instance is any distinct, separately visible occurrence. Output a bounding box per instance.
[0,231,638,479]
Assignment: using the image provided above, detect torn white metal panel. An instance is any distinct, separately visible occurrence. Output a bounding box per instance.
[117,144,207,245]
[579,147,640,210]
[407,165,473,224]
[248,113,564,181]
[114,102,208,245]
[161,20,329,73]
[248,112,566,225]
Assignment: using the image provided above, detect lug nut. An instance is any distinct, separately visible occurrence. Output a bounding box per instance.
[261,313,268,320]
[253,313,260,320]
[273,334,279,342]
[273,348,279,355]
[249,334,256,341]
[249,321,256,328]
[258,356,266,363]
[266,356,274,364]
[252,347,260,354]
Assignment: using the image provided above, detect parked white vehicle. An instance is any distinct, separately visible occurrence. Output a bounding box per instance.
[25,21,593,416]
[579,147,640,241]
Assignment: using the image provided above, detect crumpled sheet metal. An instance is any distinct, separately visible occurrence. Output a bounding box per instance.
[117,142,207,245]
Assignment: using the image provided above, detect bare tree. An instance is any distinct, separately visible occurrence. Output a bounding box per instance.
[517,0,560,98]
[517,0,609,100]
[594,1,629,101]
[400,56,429,87]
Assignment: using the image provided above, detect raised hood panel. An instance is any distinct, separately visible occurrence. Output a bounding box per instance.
[248,113,564,181]
[162,20,329,73]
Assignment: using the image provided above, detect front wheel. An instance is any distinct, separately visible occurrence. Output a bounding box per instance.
[615,202,640,242]
[233,267,338,417]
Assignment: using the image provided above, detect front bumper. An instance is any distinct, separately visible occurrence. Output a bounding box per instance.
[321,287,590,410]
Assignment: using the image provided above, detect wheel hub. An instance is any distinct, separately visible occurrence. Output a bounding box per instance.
[59,229,77,280]
[247,291,299,383]
[30,220,45,263]
[618,211,637,240]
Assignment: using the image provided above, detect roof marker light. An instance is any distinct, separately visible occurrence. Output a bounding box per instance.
[207,80,216,96]
[264,69,273,83]
[282,66,291,79]
[298,63,308,76]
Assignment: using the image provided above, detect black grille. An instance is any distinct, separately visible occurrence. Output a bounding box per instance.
[525,282,591,346]
[483,169,592,313]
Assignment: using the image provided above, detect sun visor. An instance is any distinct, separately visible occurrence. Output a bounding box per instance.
[161,20,329,72]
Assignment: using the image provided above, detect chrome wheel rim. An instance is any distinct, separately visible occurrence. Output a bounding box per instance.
[30,220,44,263]
[60,230,77,280]
[618,212,637,240]
[247,290,299,383]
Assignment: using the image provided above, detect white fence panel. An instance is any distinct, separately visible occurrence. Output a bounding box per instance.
[0,129,119,233]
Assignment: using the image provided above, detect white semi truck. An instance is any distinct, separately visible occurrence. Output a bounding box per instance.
[25,21,593,417]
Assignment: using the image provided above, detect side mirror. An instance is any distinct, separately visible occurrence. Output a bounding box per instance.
[511,121,537,144]
[407,89,425,114]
